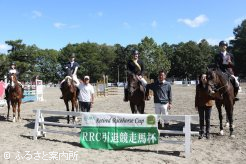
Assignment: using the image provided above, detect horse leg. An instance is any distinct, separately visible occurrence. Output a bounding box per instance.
[74,100,79,122]
[142,102,145,114]
[216,102,224,135]
[7,100,10,120]
[65,101,70,124]
[225,104,234,138]
[12,103,16,122]
[130,102,136,114]
[17,100,21,122]
[138,102,145,114]
[71,100,76,124]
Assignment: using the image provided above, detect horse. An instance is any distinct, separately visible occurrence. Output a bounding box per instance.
[206,68,235,137]
[127,73,145,114]
[60,76,78,124]
[6,74,23,122]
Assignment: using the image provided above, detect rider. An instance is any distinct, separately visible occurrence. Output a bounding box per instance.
[124,50,147,102]
[4,62,24,99]
[60,53,80,99]
[215,40,240,101]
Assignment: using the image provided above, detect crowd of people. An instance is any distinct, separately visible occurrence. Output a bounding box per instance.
[4,40,240,140]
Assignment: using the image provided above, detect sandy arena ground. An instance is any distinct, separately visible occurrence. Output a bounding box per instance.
[0,84,245,164]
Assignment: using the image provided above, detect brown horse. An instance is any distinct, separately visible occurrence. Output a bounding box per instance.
[60,76,78,124]
[6,74,22,122]
[127,73,145,114]
[206,68,235,137]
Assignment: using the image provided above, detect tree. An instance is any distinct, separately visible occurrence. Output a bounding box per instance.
[231,19,246,78]
[138,37,170,79]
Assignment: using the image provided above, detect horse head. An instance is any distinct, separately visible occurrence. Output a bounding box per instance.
[9,74,18,88]
[206,68,230,96]
[62,76,77,95]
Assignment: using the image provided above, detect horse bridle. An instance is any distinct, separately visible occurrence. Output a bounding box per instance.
[208,71,229,94]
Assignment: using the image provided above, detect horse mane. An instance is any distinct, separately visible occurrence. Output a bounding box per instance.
[213,69,230,85]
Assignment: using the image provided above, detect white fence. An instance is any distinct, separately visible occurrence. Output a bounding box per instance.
[33,109,199,158]
[157,115,199,158]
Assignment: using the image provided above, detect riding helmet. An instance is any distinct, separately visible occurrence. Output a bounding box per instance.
[132,50,139,55]
[219,41,228,47]
[70,53,76,58]
[11,62,16,66]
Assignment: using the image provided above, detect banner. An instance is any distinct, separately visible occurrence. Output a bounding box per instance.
[80,113,158,149]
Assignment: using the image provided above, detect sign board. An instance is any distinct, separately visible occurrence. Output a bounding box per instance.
[80,113,158,149]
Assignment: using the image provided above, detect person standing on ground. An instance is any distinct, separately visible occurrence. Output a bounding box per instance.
[145,70,172,128]
[77,75,95,112]
[195,73,214,139]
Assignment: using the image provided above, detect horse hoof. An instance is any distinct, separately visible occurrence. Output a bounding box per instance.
[12,118,16,122]
[219,130,224,136]
[230,135,235,138]
[224,122,229,128]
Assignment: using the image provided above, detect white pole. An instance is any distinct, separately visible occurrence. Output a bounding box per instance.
[184,115,191,158]
[117,65,119,84]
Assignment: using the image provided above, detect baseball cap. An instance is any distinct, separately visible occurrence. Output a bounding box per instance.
[84,75,90,80]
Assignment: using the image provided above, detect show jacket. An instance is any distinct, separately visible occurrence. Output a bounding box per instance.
[127,59,144,76]
[195,84,214,108]
[215,52,234,74]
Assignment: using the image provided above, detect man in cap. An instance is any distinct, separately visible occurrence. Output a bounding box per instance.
[60,53,80,99]
[124,49,147,102]
[77,75,95,112]
[215,40,240,101]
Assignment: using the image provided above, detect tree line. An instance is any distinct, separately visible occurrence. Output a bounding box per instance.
[0,20,245,83]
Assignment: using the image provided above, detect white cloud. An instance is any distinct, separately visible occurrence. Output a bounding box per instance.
[234,16,246,25]
[225,36,235,42]
[32,10,42,19]
[68,25,80,29]
[0,43,11,54]
[123,22,131,29]
[178,14,208,28]
[53,22,66,29]
[97,12,103,17]
[151,20,157,28]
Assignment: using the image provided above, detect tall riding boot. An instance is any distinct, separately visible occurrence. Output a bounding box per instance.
[4,88,8,100]
[123,88,128,102]
[76,88,80,99]
[22,88,25,98]
[60,88,63,99]
[234,86,239,101]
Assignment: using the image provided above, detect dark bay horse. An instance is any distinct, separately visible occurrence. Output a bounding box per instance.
[7,74,23,122]
[206,68,235,137]
[127,73,145,114]
[60,76,78,124]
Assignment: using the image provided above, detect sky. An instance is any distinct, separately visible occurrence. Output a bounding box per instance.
[0,0,245,54]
